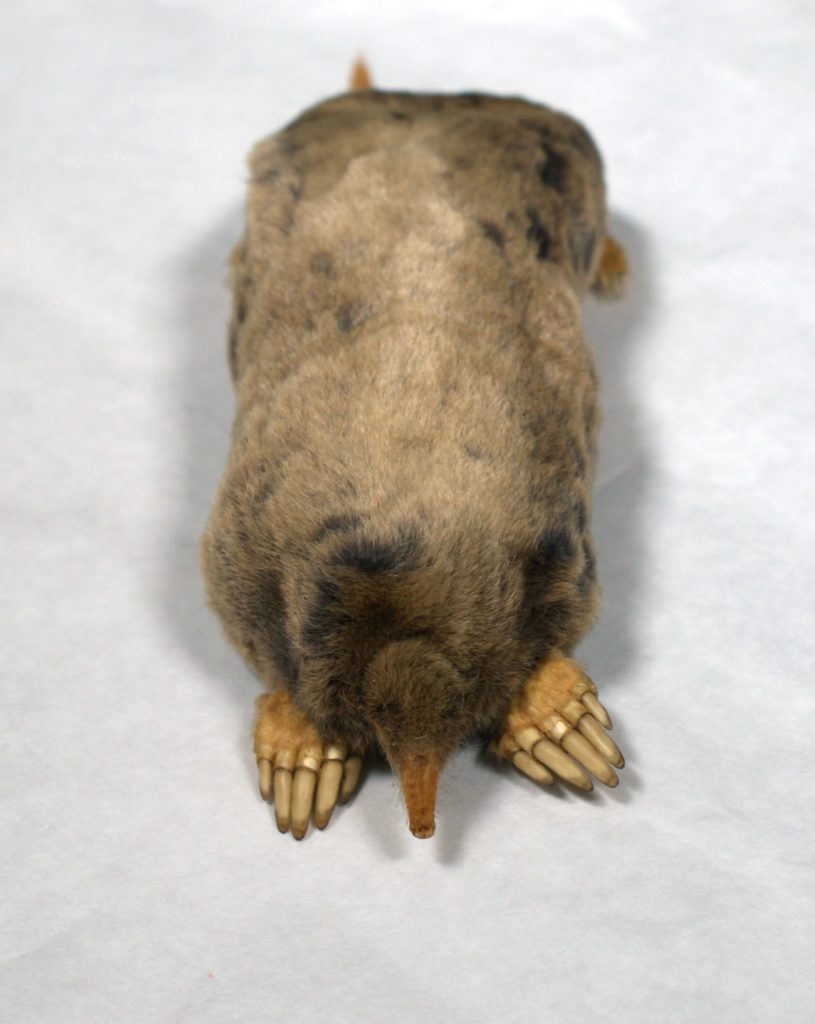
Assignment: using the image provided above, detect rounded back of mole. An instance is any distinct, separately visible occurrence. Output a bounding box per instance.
[201,89,605,756]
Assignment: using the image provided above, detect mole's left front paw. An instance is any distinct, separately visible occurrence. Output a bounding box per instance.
[491,655,624,791]
[254,691,363,839]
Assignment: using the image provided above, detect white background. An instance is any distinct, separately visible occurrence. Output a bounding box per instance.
[2,1,814,1021]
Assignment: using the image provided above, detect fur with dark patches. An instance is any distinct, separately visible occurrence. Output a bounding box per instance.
[537,143,571,193]
[335,302,372,333]
[313,513,363,543]
[334,527,423,574]
[480,220,505,248]
[202,86,617,761]
[525,206,552,261]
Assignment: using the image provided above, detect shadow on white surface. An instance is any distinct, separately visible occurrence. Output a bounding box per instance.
[580,210,656,724]
[164,208,254,708]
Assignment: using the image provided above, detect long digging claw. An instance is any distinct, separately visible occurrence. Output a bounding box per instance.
[340,755,363,804]
[257,758,273,800]
[512,750,555,785]
[492,656,624,793]
[291,766,317,839]
[560,729,618,788]
[313,743,347,830]
[532,736,593,791]
[578,714,624,767]
[314,760,344,829]
[582,692,612,730]
[273,768,293,833]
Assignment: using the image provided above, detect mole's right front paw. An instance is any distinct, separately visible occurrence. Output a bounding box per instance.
[490,654,624,791]
[254,692,363,839]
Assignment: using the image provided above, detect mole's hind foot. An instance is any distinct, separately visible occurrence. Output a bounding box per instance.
[254,691,363,839]
[491,654,624,791]
[591,235,628,299]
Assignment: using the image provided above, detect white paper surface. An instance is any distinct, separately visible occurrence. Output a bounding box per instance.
[2,2,814,1021]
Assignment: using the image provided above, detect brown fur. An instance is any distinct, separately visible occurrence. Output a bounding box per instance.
[201,87,622,780]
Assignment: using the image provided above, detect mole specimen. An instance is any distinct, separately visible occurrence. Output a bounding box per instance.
[201,62,628,839]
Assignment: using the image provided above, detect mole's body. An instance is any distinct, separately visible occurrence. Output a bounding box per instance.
[201,76,627,839]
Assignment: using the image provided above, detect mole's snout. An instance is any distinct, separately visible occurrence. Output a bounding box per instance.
[395,750,443,839]
[363,639,465,838]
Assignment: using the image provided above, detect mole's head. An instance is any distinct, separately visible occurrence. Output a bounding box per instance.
[362,638,473,838]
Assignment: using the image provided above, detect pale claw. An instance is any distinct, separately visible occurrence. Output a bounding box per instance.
[578,714,624,767]
[258,757,272,800]
[291,768,317,839]
[273,769,293,833]
[314,762,343,828]
[532,737,593,791]
[512,750,555,785]
[340,755,363,804]
[561,730,618,788]
[273,750,297,833]
[582,692,611,729]
[314,743,347,829]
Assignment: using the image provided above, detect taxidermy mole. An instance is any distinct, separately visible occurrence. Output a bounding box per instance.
[201,60,628,840]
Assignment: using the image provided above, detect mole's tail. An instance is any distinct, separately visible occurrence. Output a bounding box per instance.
[350,57,373,90]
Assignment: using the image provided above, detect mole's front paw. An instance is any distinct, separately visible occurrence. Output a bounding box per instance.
[491,655,624,791]
[254,692,363,839]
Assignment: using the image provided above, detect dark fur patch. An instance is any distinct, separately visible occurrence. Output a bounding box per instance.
[523,413,558,464]
[463,444,486,461]
[300,575,405,691]
[334,527,423,574]
[525,207,551,261]
[522,412,547,437]
[251,474,278,511]
[301,577,346,649]
[534,528,577,567]
[278,134,302,156]
[312,514,363,543]
[389,110,410,121]
[480,220,505,248]
[523,597,574,651]
[578,540,597,595]
[538,144,570,192]
[336,302,372,333]
[228,324,239,379]
[574,498,587,532]
[310,252,334,276]
[517,518,592,662]
[245,569,299,685]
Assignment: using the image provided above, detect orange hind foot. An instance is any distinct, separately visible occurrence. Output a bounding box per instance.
[592,235,628,299]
